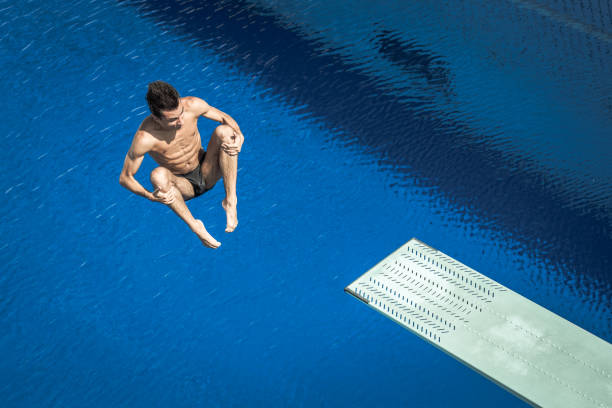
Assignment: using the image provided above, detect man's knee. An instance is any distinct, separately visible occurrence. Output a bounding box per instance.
[150,167,172,189]
[213,124,235,144]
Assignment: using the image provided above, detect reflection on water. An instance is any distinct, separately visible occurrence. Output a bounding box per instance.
[510,0,612,44]
[1,0,611,406]
[123,0,612,302]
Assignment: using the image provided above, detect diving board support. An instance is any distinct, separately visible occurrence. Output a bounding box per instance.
[345,238,612,408]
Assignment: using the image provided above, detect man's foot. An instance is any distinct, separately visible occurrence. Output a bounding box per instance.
[222,198,238,233]
[192,219,221,249]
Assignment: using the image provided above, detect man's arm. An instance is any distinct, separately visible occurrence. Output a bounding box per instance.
[192,96,241,134]
[118,131,158,201]
[187,97,244,155]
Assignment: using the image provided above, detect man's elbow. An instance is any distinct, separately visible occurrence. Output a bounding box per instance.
[119,173,129,188]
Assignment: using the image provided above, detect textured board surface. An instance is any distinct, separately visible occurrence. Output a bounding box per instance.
[345,239,612,408]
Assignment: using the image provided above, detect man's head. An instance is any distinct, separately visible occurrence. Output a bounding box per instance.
[146,81,183,129]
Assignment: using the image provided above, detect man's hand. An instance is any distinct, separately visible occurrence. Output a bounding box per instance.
[221,131,244,156]
[150,188,177,205]
[221,116,241,136]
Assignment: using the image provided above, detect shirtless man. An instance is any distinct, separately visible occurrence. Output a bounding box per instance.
[119,81,244,249]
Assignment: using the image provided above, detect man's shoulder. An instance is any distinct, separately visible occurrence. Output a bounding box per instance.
[132,119,158,151]
[137,117,160,138]
[182,96,210,115]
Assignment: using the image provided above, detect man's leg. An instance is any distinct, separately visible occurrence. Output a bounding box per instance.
[150,167,221,248]
[201,125,239,232]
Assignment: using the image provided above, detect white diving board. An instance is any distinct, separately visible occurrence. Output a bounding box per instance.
[345,238,612,408]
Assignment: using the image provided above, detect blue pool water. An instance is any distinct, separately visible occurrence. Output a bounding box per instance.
[1,0,611,406]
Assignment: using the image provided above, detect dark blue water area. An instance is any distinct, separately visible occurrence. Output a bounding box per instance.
[0,0,610,407]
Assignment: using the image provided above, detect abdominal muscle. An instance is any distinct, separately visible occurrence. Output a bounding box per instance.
[149,127,202,175]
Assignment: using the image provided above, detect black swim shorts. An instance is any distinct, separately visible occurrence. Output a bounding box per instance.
[179,150,211,197]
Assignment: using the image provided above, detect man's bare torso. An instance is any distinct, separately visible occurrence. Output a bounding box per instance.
[119,88,243,248]
[139,98,202,174]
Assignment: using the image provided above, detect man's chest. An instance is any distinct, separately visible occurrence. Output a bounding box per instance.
[152,126,200,155]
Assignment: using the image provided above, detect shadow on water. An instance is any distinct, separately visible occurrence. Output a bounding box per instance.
[374,27,452,87]
[121,0,611,290]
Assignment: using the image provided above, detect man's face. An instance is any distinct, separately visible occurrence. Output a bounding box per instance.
[157,102,184,130]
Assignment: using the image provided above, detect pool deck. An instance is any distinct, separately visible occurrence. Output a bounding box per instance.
[345,239,612,408]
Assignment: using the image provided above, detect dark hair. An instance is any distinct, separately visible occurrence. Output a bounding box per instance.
[146,81,180,118]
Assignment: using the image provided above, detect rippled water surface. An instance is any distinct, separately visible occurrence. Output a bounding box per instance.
[1,0,611,406]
